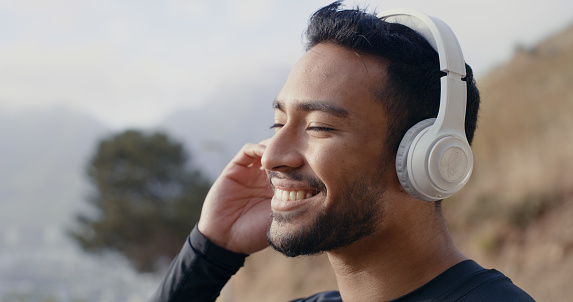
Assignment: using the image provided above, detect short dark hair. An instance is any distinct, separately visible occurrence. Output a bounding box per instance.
[305,1,480,158]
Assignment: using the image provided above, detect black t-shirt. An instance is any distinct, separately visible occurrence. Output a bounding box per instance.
[292,260,535,301]
[150,225,535,302]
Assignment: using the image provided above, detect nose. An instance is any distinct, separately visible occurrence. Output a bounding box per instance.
[261,126,304,172]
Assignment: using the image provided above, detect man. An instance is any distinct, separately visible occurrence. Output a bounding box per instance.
[151,2,535,301]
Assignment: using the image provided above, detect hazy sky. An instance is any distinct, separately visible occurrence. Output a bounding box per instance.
[2,0,572,129]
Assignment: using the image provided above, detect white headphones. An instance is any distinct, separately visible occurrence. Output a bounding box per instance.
[378,9,473,201]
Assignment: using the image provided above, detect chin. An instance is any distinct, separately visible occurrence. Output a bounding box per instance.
[266,181,385,257]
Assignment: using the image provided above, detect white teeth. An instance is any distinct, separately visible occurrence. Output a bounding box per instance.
[281,190,289,201]
[289,191,296,201]
[274,188,316,201]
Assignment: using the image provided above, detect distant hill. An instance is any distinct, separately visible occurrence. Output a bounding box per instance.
[0,106,109,246]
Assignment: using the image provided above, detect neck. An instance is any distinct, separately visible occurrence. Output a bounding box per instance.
[326,203,467,301]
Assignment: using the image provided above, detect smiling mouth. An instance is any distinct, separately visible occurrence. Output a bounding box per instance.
[274,188,320,201]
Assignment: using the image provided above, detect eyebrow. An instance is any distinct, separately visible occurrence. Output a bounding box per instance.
[272,99,350,118]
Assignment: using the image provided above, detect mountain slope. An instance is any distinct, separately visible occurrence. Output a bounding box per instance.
[446,23,573,301]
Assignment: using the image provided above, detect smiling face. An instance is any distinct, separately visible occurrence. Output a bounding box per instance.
[261,43,395,256]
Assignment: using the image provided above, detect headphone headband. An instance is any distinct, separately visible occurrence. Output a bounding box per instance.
[379,9,466,77]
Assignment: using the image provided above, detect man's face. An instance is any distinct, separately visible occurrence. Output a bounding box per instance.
[261,43,392,257]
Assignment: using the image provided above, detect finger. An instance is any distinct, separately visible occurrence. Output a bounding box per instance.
[230,143,266,167]
[258,137,272,147]
[249,138,272,168]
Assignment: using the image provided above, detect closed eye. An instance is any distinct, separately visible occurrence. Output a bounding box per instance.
[307,126,336,132]
[270,124,336,132]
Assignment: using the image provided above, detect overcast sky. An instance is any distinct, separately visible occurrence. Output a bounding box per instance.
[1,0,572,129]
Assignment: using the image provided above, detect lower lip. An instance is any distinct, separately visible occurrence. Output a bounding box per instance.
[271,195,317,212]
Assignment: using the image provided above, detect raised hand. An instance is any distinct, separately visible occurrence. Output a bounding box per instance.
[197,141,273,255]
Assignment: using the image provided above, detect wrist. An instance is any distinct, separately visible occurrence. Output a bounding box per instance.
[197,220,232,251]
[190,224,247,271]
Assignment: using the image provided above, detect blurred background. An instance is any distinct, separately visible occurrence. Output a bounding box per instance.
[1,0,572,301]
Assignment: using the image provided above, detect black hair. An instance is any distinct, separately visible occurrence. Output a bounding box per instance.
[304,1,480,158]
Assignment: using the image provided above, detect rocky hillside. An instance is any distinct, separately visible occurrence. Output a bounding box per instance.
[221,23,573,302]
[447,22,573,301]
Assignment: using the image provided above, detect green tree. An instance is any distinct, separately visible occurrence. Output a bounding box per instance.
[70,130,211,272]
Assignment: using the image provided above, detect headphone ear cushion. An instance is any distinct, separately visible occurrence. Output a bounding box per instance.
[395,118,436,200]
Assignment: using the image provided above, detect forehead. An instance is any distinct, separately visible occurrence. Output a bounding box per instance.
[275,43,386,116]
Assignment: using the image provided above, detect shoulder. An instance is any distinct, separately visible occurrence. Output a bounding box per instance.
[289,291,341,302]
[453,269,535,302]
[394,260,535,302]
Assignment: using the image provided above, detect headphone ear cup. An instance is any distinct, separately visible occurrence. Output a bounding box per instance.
[395,118,436,200]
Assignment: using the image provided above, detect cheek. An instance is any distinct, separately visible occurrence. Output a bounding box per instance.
[306,141,366,184]
[311,137,388,186]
